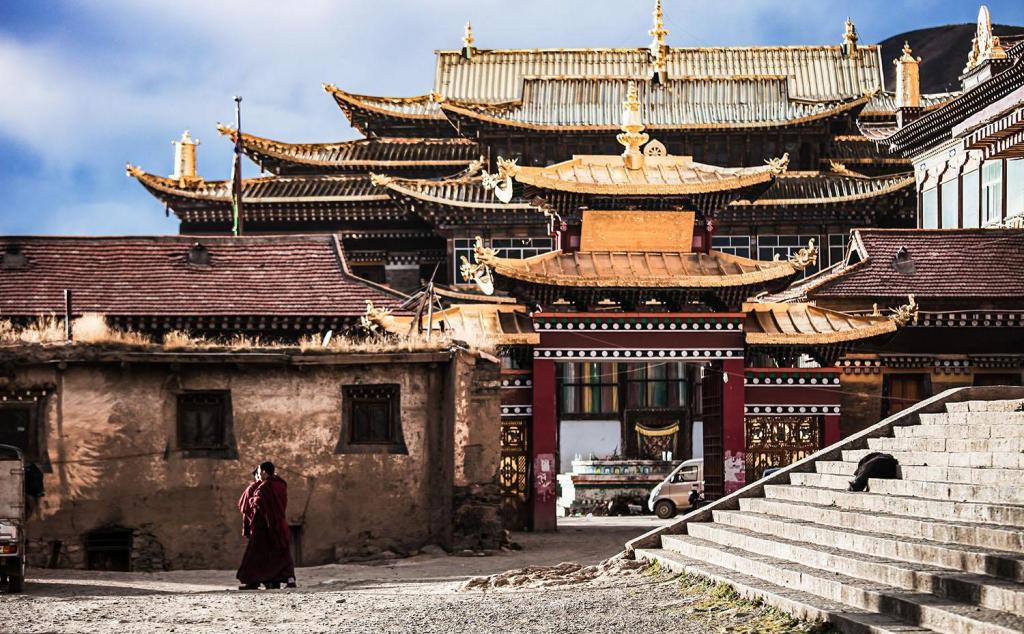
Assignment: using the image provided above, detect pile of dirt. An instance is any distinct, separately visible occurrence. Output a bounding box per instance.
[460,552,646,591]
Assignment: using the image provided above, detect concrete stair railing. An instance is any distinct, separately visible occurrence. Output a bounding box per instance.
[627,385,1024,634]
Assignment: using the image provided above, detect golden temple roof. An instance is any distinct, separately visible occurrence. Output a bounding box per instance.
[475,246,798,289]
[365,302,537,346]
[743,302,897,345]
[505,153,788,196]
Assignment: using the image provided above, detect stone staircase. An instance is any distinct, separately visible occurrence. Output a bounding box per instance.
[631,393,1024,634]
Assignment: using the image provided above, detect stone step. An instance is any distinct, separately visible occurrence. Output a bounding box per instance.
[793,471,1024,505]
[814,460,1024,486]
[662,534,1024,634]
[868,477,1024,505]
[946,400,1024,413]
[894,423,1024,439]
[842,448,1024,470]
[635,547,935,634]
[869,436,1024,454]
[710,510,1024,601]
[921,411,1024,426]
[763,484,1024,527]
[740,497,1024,552]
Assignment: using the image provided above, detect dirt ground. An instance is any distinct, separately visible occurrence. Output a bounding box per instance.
[1,516,718,634]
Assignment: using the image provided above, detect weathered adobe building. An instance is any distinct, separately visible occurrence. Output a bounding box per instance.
[0,236,503,570]
[4,344,500,571]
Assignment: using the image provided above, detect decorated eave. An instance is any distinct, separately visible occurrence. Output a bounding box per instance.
[821,135,910,171]
[439,87,875,135]
[462,216,817,310]
[958,83,1024,160]
[363,301,538,346]
[127,166,415,228]
[433,44,884,104]
[217,125,481,176]
[866,44,1024,156]
[721,169,916,224]
[323,84,455,138]
[744,301,903,365]
[370,173,547,230]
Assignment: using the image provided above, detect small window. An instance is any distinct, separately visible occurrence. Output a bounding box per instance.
[921,187,938,228]
[982,161,1003,224]
[337,384,406,454]
[940,178,958,228]
[962,169,980,228]
[827,234,849,267]
[1007,159,1024,220]
[176,391,236,458]
[0,405,32,456]
[712,235,751,258]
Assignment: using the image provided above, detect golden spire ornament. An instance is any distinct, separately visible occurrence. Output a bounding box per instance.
[842,16,858,58]
[649,0,669,58]
[894,41,921,109]
[461,21,475,59]
[617,81,650,170]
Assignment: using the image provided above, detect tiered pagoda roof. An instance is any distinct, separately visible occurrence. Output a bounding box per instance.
[723,169,916,225]
[744,301,899,364]
[371,174,546,230]
[127,166,419,232]
[323,85,453,137]
[217,126,481,177]
[0,235,407,334]
[439,78,875,133]
[467,211,814,309]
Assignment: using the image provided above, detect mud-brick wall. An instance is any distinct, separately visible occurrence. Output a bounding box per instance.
[14,350,500,570]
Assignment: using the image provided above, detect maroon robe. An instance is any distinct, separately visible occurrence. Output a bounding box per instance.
[236,475,295,585]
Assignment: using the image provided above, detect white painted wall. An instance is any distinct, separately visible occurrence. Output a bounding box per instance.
[691,420,703,459]
[558,419,620,473]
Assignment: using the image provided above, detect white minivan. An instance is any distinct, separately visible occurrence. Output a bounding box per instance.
[647,458,704,519]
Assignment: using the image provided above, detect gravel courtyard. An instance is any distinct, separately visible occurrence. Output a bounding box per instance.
[0,517,823,634]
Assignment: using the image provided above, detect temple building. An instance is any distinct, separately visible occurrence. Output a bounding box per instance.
[129,4,960,290]
[865,6,1024,228]
[113,3,1024,531]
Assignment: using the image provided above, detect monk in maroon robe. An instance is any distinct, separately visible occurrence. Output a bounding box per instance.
[236,461,296,589]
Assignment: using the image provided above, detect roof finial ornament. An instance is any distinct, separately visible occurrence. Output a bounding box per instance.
[460,237,498,295]
[481,156,519,203]
[617,81,650,170]
[889,295,918,326]
[171,130,203,188]
[965,6,1007,73]
[842,16,859,58]
[649,0,670,83]
[894,41,921,111]
[461,21,475,60]
[787,238,818,271]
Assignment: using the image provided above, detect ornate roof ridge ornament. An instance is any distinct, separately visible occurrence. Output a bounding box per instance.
[649,0,670,83]
[764,152,790,175]
[780,238,818,270]
[369,173,393,187]
[617,81,650,170]
[215,123,238,140]
[894,41,921,110]
[842,16,859,59]
[481,156,518,203]
[171,130,204,189]
[828,160,867,179]
[462,21,475,60]
[889,295,918,326]
[360,300,391,333]
[965,5,1007,73]
[461,237,498,295]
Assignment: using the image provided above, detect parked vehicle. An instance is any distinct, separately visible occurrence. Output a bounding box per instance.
[647,458,704,519]
[0,444,26,593]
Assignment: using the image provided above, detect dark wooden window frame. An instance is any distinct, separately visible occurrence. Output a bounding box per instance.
[0,390,53,471]
[336,384,407,454]
[175,390,237,459]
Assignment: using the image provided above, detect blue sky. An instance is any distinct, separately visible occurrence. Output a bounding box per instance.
[1,0,1022,236]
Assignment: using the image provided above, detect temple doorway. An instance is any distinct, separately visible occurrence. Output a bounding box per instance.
[554,361,715,516]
